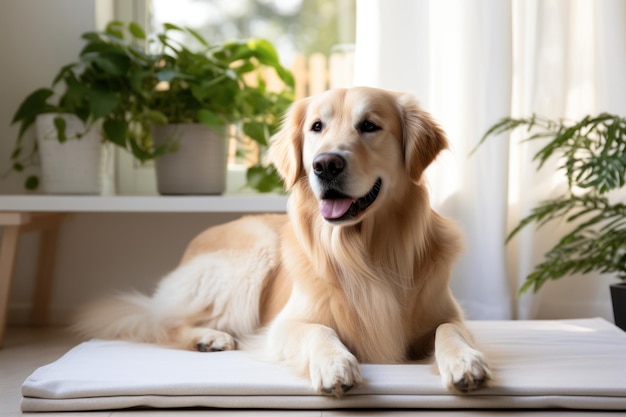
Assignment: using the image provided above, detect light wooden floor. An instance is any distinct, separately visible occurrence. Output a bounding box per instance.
[0,326,622,417]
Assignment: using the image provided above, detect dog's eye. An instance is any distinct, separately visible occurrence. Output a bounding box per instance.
[358,120,380,133]
[311,121,323,132]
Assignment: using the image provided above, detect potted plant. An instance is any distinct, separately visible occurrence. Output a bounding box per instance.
[131,23,294,194]
[477,113,626,330]
[10,21,293,194]
[10,21,167,193]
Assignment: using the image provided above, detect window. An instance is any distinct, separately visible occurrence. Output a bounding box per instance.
[147,0,356,98]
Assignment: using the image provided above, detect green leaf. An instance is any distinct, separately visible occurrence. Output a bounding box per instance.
[81,32,102,42]
[198,109,226,130]
[185,27,209,47]
[25,176,39,190]
[102,118,126,147]
[128,22,146,40]
[54,116,67,143]
[91,54,130,76]
[105,21,125,39]
[246,164,284,193]
[13,162,24,172]
[12,88,54,124]
[59,81,87,115]
[80,41,123,58]
[243,121,268,146]
[52,63,77,86]
[128,135,153,162]
[163,23,184,32]
[88,89,119,120]
[247,39,294,87]
[130,69,152,94]
[274,66,295,89]
[126,45,153,66]
[232,61,257,75]
[141,110,169,125]
[471,117,515,155]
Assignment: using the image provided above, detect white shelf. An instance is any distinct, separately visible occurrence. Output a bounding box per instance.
[0,194,288,213]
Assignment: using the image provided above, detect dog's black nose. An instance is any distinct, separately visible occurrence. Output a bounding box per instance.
[313,153,346,181]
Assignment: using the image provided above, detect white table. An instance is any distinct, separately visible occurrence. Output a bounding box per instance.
[0,194,288,346]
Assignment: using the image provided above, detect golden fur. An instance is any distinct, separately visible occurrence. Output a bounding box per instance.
[75,87,491,396]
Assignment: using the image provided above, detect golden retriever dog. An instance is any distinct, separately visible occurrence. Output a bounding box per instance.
[75,86,491,397]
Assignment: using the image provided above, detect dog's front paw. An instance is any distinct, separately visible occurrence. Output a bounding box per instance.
[309,349,363,398]
[439,348,491,393]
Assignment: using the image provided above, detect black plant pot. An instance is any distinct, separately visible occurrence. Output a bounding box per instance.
[610,283,626,331]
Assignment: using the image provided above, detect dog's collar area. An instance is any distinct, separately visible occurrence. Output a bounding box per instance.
[320,178,382,222]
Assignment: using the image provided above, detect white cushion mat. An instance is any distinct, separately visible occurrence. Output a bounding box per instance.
[21,318,626,412]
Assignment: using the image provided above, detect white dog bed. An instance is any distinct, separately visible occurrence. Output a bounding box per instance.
[21,318,626,412]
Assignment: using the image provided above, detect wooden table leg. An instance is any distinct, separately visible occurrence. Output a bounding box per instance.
[31,223,61,326]
[0,213,67,346]
[20,214,68,327]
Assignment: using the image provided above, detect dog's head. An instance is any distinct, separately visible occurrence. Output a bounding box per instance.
[266,87,448,226]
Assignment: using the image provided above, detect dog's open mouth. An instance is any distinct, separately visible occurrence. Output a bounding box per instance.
[319,178,382,222]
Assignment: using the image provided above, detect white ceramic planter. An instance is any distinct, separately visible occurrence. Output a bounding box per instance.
[152,124,228,195]
[35,114,114,195]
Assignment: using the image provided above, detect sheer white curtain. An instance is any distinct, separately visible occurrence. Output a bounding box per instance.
[353,0,626,320]
[510,0,626,320]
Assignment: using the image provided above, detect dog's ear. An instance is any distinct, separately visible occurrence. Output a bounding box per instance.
[265,98,310,190]
[397,94,448,184]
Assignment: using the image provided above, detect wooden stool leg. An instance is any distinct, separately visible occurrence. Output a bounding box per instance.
[0,226,21,347]
[30,224,61,326]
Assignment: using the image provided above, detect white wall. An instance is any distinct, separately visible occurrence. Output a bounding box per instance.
[0,0,242,325]
[0,0,97,194]
[9,212,240,324]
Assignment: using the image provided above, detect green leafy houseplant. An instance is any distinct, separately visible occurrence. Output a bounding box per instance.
[9,21,294,192]
[131,22,294,193]
[477,113,626,294]
[10,21,167,190]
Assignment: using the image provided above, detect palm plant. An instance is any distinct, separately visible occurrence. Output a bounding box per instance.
[477,113,626,294]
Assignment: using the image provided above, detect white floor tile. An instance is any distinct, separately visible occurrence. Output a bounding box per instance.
[0,326,79,415]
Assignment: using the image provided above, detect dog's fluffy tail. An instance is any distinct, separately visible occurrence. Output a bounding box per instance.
[72,292,169,344]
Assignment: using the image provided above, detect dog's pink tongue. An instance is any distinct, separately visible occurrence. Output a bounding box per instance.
[320,198,354,219]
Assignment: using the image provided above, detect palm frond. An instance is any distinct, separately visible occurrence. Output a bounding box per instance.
[478,113,626,294]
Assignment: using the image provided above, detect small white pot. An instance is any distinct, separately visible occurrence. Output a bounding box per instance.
[35,114,115,195]
[152,123,228,195]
